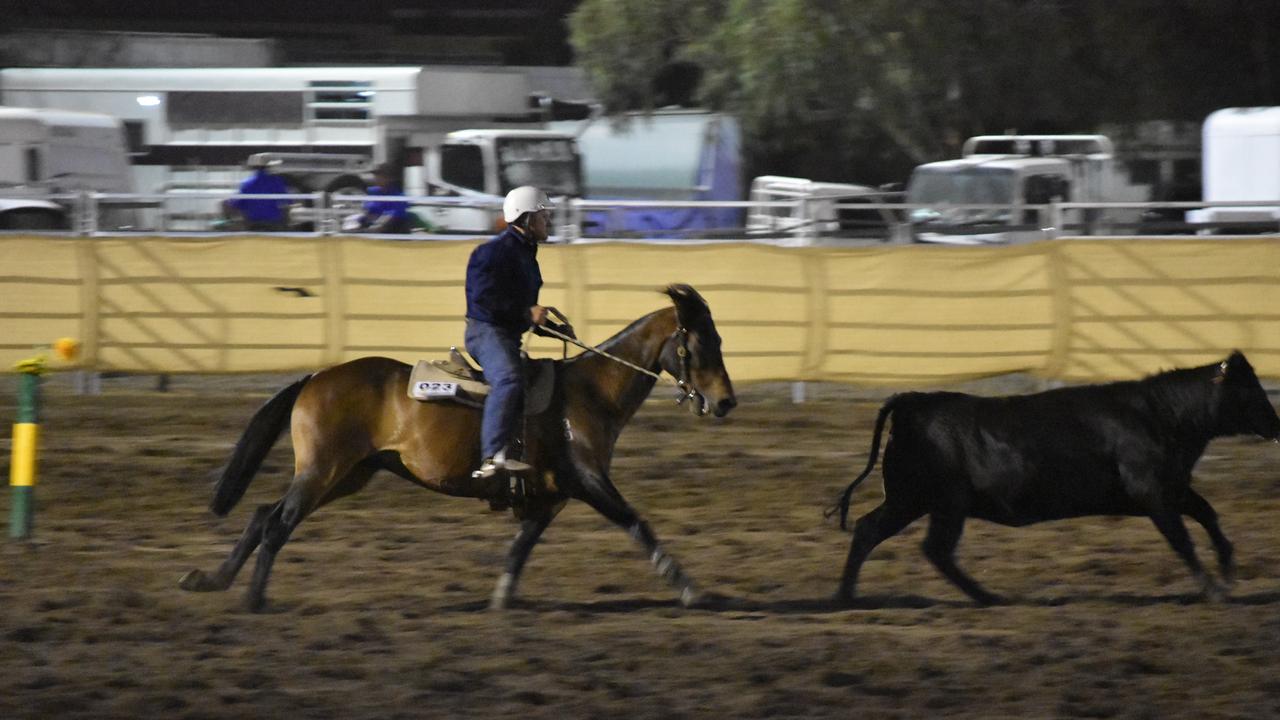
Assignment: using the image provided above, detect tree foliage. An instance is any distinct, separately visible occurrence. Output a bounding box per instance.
[569,0,1280,185]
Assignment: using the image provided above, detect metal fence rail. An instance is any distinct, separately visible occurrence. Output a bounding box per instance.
[10,191,1280,242]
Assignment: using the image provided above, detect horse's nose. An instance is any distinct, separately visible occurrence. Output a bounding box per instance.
[716,396,737,416]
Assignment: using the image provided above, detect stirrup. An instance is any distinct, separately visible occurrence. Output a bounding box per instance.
[472,459,499,481]
[471,457,532,481]
[483,448,531,475]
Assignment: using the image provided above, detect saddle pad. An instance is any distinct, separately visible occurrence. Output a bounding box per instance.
[408,358,557,416]
[408,361,487,408]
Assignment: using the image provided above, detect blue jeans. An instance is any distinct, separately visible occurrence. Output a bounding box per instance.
[464,319,524,460]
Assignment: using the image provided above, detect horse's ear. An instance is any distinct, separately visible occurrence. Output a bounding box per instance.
[663,284,708,323]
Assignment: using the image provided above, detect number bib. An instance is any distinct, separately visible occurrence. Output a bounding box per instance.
[412,380,460,400]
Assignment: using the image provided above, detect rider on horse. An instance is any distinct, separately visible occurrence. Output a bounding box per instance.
[464,185,559,503]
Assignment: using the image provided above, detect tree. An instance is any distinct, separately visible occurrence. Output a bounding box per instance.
[569,0,1280,185]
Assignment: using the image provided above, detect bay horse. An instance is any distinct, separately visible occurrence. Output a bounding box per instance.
[180,284,736,611]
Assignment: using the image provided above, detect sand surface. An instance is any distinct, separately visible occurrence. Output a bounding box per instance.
[2,374,1279,719]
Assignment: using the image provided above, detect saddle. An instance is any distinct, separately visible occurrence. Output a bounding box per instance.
[407,347,557,416]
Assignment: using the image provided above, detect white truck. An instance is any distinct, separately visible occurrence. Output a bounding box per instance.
[418,128,582,233]
[905,134,1149,244]
[1186,107,1280,232]
[745,175,903,244]
[0,106,135,230]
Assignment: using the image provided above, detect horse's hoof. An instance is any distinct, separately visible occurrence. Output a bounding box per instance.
[179,569,213,592]
[489,573,515,610]
[1201,581,1229,604]
[243,595,268,613]
[832,590,857,608]
[972,592,1007,607]
[679,586,702,609]
[1221,565,1237,588]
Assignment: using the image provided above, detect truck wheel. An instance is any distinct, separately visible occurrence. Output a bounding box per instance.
[0,209,67,230]
[325,175,367,195]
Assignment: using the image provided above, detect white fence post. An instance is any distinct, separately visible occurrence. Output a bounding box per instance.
[791,381,806,404]
[81,191,98,236]
[1047,202,1063,239]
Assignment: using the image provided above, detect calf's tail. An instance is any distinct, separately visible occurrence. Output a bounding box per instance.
[825,395,898,530]
[210,375,311,516]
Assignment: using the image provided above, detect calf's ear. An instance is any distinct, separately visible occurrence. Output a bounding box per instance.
[1225,350,1251,374]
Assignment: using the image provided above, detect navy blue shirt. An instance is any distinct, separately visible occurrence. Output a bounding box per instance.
[233,170,288,222]
[465,226,542,333]
[362,184,410,224]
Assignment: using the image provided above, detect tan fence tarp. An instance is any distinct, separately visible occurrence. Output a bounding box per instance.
[2,235,1277,384]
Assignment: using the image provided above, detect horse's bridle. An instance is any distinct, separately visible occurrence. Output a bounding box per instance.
[671,325,707,416]
[536,321,709,416]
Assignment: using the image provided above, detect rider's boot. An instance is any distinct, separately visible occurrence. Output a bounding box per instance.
[473,448,532,511]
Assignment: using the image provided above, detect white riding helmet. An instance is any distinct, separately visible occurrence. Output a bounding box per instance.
[503,186,552,223]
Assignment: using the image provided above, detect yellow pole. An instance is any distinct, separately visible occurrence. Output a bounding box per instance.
[9,356,43,540]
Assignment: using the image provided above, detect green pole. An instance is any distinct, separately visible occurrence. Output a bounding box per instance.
[10,359,43,540]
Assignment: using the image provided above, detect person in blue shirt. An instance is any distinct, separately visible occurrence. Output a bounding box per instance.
[464,186,555,499]
[227,154,289,231]
[359,163,412,234]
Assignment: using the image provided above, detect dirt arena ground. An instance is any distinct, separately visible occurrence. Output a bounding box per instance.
[2,373,1279,719]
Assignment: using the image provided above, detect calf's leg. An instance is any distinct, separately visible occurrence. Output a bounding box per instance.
[835,503,922,604]
[1150,511,1226,601]
[1181,489,1234,585]
[921,513,1002,605]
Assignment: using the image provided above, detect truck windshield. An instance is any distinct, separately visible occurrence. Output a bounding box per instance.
[907,167,1016,206]
[497,138,581,197]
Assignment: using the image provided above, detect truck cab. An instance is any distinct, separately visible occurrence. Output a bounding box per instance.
[906,135,1144,244]
[0,107,135,230]
[422,129,583,234]
[907,155,1072,244]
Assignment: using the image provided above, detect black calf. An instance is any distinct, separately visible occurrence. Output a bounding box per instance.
[830,350,1280,604]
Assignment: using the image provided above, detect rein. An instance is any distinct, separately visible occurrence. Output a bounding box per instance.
[537,323,707,415]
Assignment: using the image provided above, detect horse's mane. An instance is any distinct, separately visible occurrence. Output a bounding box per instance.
[591,307,670,356]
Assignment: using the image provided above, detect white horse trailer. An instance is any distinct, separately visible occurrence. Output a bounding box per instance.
[0,66,557,229]
[1187,107,1280,231]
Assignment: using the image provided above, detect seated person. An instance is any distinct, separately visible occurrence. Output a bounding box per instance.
[225,154,289,231]
[358,163,412,234]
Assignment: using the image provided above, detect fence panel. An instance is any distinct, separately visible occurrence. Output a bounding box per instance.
[1,235,1276,384]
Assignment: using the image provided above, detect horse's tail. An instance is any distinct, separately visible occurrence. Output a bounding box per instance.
[824,395,900,530]
[210,375,312,517]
